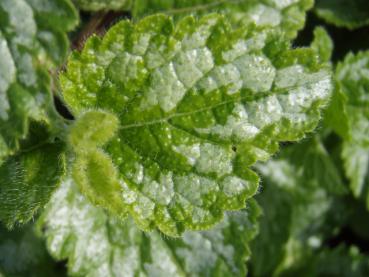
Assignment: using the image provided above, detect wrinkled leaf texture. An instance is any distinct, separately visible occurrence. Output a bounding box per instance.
[61,14,332,236]
[0,0,78,162]
[40,179,260,277]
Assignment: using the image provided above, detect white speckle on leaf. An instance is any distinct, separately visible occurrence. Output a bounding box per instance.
[0,37,15,101]
[174,48,214,88]
[195,104,260,140]
[141,172,174,205]
[222,176,248,196]
[247,4,281,27]
[133,195,155,219]
[120,180,137,204]
[141,62,186,112]
[235,54,276,93]
[195,143,233,176]
[172,143,200,166]
[246,95,283,129]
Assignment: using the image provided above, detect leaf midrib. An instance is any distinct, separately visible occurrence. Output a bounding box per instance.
[118,79,328,130]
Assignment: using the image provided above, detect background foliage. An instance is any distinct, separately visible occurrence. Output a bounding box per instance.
[1,0,369,276]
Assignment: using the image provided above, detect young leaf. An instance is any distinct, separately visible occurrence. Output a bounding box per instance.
[0,141,65,228]
[73,0,131,11]
[311,26,333,64]
[68,110,119,153]
[61,14,332,236]
[40,179,260,277]
[315,0,369,30]
[132,0,314,39]
[334,51,369,205]
[0,0,78,162]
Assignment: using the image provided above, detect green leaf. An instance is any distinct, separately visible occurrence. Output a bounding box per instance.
[250,182,293,276]
[278,136,346,195]
[311,27,346,138]
[28,0,79,64]
[73,0,131,11]
[323,83,350,139]
[40,179,260,277]
[132,0,313,39]
[61,14,332,236]
[73,149,129,217]
[311,26,333,64]
[250,136,347,275]
[0,0,78,162]
[0,223,66,277]
[336,52,369,145]
[342,143,369,200]
[315,0,369,30]
[335,51,369,205]
[0,139,65,228]
[280,245,369,277]
[69,110,119,153]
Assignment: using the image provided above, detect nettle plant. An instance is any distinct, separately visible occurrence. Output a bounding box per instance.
[1,0,369,276]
